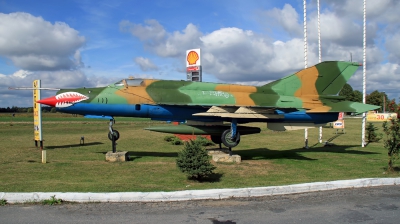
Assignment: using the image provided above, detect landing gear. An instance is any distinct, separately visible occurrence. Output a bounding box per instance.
[108,118,119,153]
[221,129,240,148]
[221,118,240,149]
[108,130,120,141]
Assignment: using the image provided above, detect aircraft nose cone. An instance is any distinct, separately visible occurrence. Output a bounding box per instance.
[36,91,89,108]
[37,96,57,107]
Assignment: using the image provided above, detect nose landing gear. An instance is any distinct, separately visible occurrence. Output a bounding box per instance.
[108,119,119,153]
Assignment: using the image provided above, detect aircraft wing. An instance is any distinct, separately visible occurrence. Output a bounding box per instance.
[192,106,285,119]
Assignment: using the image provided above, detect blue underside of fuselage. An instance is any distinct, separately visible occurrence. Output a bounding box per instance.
[58,103,339,124]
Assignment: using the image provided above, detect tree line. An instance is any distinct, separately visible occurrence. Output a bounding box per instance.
[0,106,56,113]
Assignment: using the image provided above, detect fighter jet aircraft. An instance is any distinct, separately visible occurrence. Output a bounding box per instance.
[37,61,379,148]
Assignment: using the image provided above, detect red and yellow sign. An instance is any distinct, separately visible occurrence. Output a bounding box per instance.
[366,111,397,122]
[187,51,199,65]
[186,48,201,67]
[33,80,42,141]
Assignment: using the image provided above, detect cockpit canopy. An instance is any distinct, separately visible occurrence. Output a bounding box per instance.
[114,79,144,87]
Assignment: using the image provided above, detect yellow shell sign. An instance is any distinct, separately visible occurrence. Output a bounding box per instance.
[187,51,199,65]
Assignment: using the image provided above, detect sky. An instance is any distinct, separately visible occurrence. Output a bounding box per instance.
[1,0,399,107]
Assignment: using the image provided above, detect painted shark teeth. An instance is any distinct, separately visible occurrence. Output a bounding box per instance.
[37,91,89,108]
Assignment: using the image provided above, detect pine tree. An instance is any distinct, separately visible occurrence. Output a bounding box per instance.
[366,123,381,142]
[176,140,216,180]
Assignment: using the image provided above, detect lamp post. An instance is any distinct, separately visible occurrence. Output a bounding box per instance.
[383,91,386,113]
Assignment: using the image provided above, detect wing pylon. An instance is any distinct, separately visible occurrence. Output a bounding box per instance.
[193,106,284,119]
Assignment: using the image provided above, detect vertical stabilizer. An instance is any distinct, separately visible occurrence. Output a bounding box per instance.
[261,61,361,96]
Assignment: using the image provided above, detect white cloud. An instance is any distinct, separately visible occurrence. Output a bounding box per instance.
[0,12,85,71]
[323,0,400,23]
[263,4,303,37]
[385,32,400,63]
[120,20,202,57]
[201,29,314,81]
[120,19,166,42]
[134,57,158,71]
[308,11,370,47]
[0,70,90,90]
[319,43,383,65]
[348,62,400,100]
[121,21,315,82]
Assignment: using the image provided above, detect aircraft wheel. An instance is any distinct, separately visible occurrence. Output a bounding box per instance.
[108,130,120,141]
[221,129,240,148]
[210,135,222,144]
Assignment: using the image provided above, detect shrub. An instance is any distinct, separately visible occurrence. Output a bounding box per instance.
[164,135,175,142]
[366,122,382,142]
[382,119,400,171]
[176,140,216,180]
[171,138,183,145]
[164,135,183,145]
[196,136,215,146]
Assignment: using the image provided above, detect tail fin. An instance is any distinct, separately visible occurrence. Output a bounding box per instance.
[261,61,361,96]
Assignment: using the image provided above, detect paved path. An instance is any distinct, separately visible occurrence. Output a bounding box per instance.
[1,185,399,224]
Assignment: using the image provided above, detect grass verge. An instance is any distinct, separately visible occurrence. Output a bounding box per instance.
[0,114,398,192]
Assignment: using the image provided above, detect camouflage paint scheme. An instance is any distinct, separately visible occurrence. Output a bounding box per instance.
[38,61,379,145]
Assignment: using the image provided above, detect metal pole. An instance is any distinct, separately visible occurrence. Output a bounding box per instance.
[383,91,385,113]
[361,0,366,147]
[303,0,309,148]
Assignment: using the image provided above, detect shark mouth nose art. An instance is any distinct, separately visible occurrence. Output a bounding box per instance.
[37,92,89,108]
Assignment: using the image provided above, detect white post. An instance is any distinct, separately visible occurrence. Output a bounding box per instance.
[42,150,47,164]
[361,0,367,147]
[317,0,323,144]
[303,0,309,148]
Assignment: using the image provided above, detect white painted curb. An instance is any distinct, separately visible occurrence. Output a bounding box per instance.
[1,178,399,203]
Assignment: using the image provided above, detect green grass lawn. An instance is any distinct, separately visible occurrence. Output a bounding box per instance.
[0,113,398,192]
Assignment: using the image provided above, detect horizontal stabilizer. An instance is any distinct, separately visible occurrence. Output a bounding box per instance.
[307,101,380,113]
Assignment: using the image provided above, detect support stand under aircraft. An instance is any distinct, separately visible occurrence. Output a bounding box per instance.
[108,119,119,153]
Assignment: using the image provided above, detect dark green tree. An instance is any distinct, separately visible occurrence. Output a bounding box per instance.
[352,90,363,103]
[366,90,386,112]
[339,84,362,103]
[176,140,216,180]
[17,107,27,113]
[339,83,356,101]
